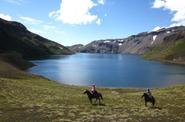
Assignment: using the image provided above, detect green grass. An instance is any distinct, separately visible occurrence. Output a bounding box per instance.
[0,52,34,70]
[172,40,185,57]
[0,60,185,122]
[143,39,185,64]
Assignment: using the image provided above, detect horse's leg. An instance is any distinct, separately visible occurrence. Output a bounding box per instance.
[95,98,97,104]
[98,97,101,105]
[89,98,92,104]
[145,101,147,107]
[152,98,155,106]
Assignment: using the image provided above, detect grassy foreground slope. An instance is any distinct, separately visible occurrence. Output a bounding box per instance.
[0,60,185,122]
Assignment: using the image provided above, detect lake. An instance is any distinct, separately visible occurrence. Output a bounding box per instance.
[27,53,185,88]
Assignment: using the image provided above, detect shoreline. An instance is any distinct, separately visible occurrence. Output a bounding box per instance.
[26,53,185,89]
[76,52,185,65]
[27,68,185,91]
[144,57,185,66]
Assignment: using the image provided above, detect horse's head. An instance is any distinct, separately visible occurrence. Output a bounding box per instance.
[141,93,147,98]
[83,89,89,94]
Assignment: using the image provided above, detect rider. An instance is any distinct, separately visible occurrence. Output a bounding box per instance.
[91,84,98,95]
[146,88,152,97]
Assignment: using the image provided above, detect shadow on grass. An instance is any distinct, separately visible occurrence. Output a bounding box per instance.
[149,106,162,110]
[92,103,106,106]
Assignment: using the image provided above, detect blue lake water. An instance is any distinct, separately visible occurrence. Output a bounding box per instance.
[28,53,185,88]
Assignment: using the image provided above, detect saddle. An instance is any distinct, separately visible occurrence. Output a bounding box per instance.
[91,90,98,96]
[147,93,153,98]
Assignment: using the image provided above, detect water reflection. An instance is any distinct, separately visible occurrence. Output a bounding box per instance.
[28,53,185,88]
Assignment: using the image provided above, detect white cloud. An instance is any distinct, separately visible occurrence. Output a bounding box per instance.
[169,21,185,27]
[98,0,105,5]
[152,26,163,31]
[49,11,59,18]
[28,25,65,46]
[152,0,165,8]
[28,24,65,37]
[96,18,101,25]
[18,16,65,37]
[152,0,185,27]
[49,0,105,25]
[43,25,56,30]
[2,0,24,5]
[0,13,12,21]
[19,16,43,24]
[42,24,64,34]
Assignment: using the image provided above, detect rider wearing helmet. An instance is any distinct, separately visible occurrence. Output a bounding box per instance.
[147,88,152,97]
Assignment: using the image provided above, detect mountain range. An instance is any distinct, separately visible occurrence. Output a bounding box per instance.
[69,26,185,64]
[0,17,185,65]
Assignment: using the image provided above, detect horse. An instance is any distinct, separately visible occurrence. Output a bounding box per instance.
[83,90,103,104]
[142,93,155,107]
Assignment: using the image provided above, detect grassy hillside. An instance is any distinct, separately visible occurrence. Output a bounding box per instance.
[0,59,185,121]
[0,52,34,70]
[0,18,72,59]
[143,39,185,64]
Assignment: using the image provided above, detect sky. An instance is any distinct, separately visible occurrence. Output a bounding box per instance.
[0,0,185,46]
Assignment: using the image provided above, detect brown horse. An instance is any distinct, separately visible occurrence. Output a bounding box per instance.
[142,93,155,107]
[83,90,103,104]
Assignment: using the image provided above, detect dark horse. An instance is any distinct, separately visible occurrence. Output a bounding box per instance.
[142,93,155,107]
[83,90,103,104]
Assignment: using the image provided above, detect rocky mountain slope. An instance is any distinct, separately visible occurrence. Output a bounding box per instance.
[0,18,72,59]
[67,44,84,53]
[70,26,185,64]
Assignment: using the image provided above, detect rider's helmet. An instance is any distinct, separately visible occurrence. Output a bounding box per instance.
[147,88,150,91]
